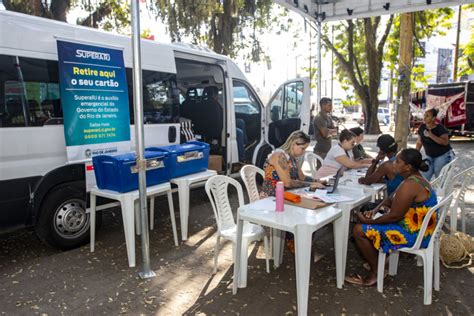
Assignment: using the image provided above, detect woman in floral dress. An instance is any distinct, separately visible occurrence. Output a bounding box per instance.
[347,148,438,286]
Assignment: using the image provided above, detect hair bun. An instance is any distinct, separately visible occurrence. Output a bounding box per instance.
[420,159,430,172]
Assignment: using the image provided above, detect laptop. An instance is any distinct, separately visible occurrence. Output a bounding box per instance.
[325,167,344,194]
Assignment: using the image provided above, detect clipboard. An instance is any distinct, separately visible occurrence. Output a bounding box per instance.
[284,194,329,210]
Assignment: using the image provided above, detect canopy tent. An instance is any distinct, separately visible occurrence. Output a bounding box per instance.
[275,0,471,22]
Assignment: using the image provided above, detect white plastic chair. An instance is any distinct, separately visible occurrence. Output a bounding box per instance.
[240,165,264,203]
[449,166,474,233]
[376,193,454,305]
[430,157,457,197]
[205,175,270,286]
[305,152,324,179]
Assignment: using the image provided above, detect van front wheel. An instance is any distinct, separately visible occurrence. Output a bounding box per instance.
[36,184,90,250]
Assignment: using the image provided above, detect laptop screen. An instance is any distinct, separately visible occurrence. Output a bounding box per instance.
[327,167,344,194]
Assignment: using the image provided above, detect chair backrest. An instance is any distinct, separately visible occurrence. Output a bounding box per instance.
[180,88,199,120]
[451,166,474,211]
[196,86,223,139]
[240,165,264,203]
[305,152,324,178]
[410,192,454,251]
[205,175,245,232]
[430,157,457,196]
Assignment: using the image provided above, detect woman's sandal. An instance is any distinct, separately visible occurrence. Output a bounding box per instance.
[344,274,377,287]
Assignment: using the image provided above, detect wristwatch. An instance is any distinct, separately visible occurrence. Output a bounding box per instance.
[371,159,379,164]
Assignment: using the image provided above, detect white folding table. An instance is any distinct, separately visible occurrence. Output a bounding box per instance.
[89,182,178,267]
[170,169,217,241]
[290,186,373,288]
[339,172,387,202]
[233,198,343,316]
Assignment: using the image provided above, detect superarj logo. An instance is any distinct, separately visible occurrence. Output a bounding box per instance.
[75,49,111,61]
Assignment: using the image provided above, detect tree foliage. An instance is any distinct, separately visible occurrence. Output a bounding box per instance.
[321,8,453,134]
[458,4,474,78]
[3,0,130,31]
[385,8,454,88]
[322,16,394,134]
[149,0,279,61]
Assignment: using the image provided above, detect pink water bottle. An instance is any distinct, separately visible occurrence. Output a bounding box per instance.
[275,181,284,212]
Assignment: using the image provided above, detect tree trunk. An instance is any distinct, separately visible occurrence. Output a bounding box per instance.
[394,13,414,149]
[78,3,113,28]
[365,97,382,134]
[363,18,382,135]
[50,0,70,22]
[212,0,236,56]
[30,0,46,17]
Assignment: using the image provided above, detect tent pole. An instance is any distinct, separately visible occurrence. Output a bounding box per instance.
[131,0,155,279]
[316,10,322,112]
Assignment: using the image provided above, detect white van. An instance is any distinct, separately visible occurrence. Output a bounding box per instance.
[0,11,311,249]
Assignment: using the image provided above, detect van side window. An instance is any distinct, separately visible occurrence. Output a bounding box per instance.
[0,54,61,127]
[126,69,180,124]
[0,54,180,128]
[233,82,260,115]
[269,88,283,121]
[284,81,303,118]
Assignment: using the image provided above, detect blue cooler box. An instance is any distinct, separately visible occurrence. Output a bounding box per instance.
[147,141,210,179]
[92,150,171,193]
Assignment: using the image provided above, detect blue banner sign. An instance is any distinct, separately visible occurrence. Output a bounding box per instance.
[57,40,131,161]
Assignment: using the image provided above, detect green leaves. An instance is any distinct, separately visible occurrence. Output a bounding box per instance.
[149,0,277,61]
[385,8,454,87]
[458,5,474,78]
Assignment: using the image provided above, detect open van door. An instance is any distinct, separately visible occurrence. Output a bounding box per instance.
[265,77,311,149]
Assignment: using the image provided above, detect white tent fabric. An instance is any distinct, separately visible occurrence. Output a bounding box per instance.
[275,0,472,22]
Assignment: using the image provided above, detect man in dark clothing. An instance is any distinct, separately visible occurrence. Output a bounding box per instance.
[313,97,337,159]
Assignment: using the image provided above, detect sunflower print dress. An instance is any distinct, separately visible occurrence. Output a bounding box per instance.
[362,176,438,253]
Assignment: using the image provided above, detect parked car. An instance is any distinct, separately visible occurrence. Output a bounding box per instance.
[352,108,390,126]
[352,110,363,124]
[378,108,390,125]
[235,102,259,115]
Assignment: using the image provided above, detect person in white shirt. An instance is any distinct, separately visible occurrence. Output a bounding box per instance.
[315,129,372,178]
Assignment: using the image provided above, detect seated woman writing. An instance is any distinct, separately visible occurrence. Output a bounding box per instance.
[260,130,326,198]
[314,129,372,179]
[358,134,404,196]
[346,148,438,286]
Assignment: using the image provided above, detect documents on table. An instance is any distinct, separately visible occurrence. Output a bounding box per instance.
[310,190,355,203]
[344,168,368,176]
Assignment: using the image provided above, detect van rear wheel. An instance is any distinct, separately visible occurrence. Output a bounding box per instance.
[36,184,91,250]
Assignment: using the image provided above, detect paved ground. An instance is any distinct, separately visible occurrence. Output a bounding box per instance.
[1,138,473,315]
